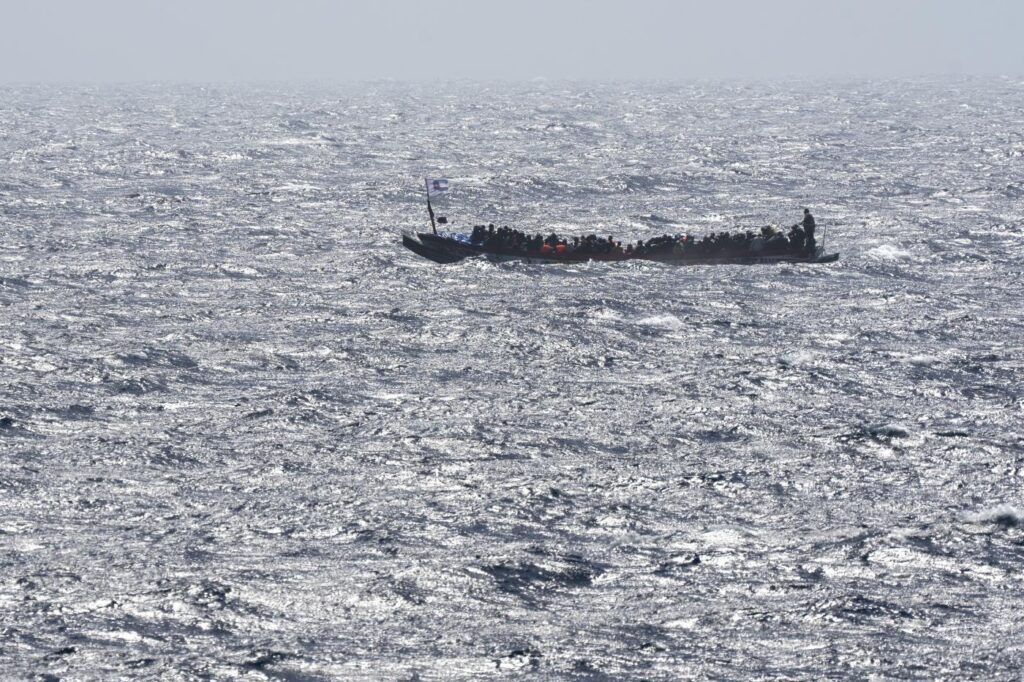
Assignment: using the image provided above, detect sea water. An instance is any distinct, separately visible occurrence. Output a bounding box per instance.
[1,79,1023,678]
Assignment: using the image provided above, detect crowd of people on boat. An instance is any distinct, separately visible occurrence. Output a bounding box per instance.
[467,209,817,259]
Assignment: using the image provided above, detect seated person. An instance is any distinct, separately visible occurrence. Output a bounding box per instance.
[788,225,805,253]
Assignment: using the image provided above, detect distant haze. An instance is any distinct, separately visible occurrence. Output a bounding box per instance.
[2,0,1022,82]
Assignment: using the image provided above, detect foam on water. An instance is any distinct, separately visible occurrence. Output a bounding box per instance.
[865,243,914,260]
[636,313,685,329]
[962,504,1023,527]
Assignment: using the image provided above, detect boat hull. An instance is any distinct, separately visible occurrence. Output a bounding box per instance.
[403,232,839,266]
[401,233,468,264]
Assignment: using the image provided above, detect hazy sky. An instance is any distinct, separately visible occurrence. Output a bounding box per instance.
[2,0,1021,82]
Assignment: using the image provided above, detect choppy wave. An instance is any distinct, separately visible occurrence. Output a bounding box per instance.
[1,79,1023,679]
[962,504,1023,527]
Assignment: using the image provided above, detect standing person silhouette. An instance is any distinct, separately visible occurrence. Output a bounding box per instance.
[801,208,816,255]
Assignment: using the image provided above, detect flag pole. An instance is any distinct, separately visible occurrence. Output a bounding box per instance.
[425,179,437,234]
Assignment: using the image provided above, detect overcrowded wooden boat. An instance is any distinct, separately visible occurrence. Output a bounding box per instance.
[405,178,838,266]
[402,229,839,266]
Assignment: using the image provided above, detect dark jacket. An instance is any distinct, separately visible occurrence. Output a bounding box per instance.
[802,212,816,233]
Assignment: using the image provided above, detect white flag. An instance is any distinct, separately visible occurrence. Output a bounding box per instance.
[426,177,449,197]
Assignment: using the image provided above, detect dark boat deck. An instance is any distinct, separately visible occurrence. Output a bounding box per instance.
[403,231,839,266]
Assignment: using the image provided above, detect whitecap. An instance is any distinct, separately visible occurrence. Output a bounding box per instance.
[866,423,912,438]
[778,350,818,367]
[700,528,748,547]
[865,244,913,261]
[907,354,942,366]
[637,314,684,329]
[590,307,622,322]
[218,263,261,278]
[962,503,1022,527]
